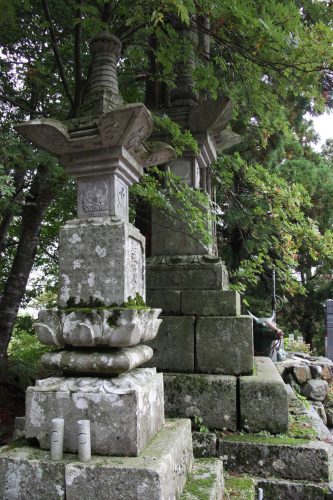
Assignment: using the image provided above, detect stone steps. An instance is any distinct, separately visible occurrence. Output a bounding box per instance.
[219,436,332,482]
[180,458,224,499]
[219,398,333,483]
[255,478,333,500]
[192,398,333,498]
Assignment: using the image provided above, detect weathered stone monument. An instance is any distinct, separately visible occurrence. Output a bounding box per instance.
[145,22,289,435]
[0,32,210,499]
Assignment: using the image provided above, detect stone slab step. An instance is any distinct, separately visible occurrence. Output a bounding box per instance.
[255,478,333,500]
[224,474,255,499]
[0,419,193,500]
[180,458,224,500]
[219,435,333,482]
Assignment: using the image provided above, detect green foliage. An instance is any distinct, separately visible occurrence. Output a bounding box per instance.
[216,153,333,297]
[7,315,53,378]
[0,164,15,198]
[193,415,209,433]
[284,337,311,354]
[294,392,311,411]
[130,167,213,246]
[153,114,199,156]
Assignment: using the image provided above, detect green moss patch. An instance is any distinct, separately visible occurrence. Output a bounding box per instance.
[180,458,222,499]
[219,433,311,446]
[219,404,317,446]
[62,293,150,316]
[181,474,216,499]
[61,293,150,312]
[224,474,255,499]
[288,414,316,440]
[0,437,28,452]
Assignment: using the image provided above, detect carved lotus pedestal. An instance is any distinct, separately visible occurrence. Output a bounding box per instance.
[36,307,162,347]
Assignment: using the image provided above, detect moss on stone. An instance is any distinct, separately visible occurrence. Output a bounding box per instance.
[219,433,311,446]
[63,293,148,312]
[181,458,222,499]
[218,403,317,446]
[0,437,32,452]
[288,414,317,440]
[106,308,122,327]
[62,293,150,317]
[224,474,255,499]
[182,474,216,499]
[65,296,105,309]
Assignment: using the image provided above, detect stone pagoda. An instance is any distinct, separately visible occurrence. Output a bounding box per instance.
[145,22,289,435]
[0,32,207,499]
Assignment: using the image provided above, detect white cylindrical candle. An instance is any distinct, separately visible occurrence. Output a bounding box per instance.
[77,420,91,462]
[50,418,64,461]
[258,487,264,500]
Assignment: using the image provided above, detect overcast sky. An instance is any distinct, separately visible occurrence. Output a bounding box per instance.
[311,112,333,151]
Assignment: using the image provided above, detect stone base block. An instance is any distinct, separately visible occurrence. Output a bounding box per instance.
[219,436,332,482]
[146,290,181,314]
[145,316,195,372]
[164,373,237,430]
[146,255,229,291]
[25,368,164,456]
[41,345,153,375]
[58,218,145,307]
[196,316,253,375]
[239,357,288,433]
[180,458,224,499]
[181,290,241,317]
[0,419,193,500]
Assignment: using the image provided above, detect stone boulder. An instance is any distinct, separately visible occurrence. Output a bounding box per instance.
[301,379,328,401]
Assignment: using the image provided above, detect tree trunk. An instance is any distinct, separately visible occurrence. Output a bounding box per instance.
[0,210,14,257]
[0,165,62,358]
[0,169,26,256]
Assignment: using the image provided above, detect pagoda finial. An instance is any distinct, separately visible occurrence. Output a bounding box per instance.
[170,22,198,107]
[81,31,123,115]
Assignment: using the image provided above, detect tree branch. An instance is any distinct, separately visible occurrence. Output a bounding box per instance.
[0,92,47,117]
[41,0,74,109]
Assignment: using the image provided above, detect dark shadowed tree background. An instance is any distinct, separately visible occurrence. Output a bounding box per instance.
[0,0,333,362]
